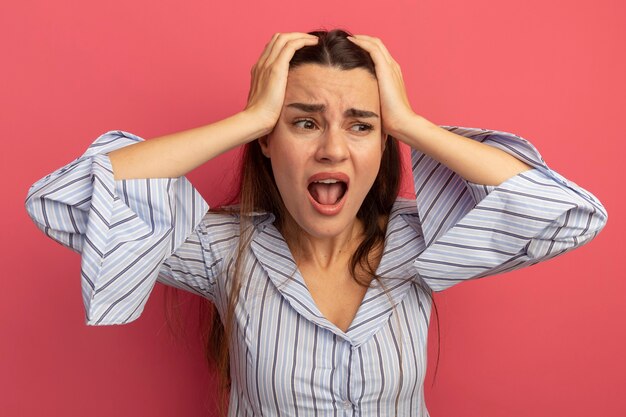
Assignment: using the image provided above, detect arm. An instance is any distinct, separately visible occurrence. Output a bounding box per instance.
[347,35,607,290]
[411,125,607,291]
[107,111,269,180]
[25,32,320,324]
[108,33,320,180]
[24,130,213,324]
[392,114,533,186]
[347,34,532,187]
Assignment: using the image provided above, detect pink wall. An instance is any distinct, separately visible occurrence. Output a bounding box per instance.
[3,0,624,416]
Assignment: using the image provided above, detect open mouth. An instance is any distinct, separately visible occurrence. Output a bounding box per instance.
[307,179,348,205]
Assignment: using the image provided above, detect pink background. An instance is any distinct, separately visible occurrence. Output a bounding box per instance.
[2,0,624,416]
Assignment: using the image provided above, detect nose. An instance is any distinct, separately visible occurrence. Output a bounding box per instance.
[314,127,349,163]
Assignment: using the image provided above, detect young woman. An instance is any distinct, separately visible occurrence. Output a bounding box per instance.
[25,29,607,416]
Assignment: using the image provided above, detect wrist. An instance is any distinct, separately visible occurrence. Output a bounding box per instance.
[387,112,436,148]
[240,107,279,137]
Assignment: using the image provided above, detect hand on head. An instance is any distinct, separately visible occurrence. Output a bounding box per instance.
[244,31,416,144]
[244,32,319,135]
[346,35,416,139]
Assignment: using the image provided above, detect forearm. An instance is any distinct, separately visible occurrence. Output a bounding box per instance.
[108,110,270,180]
[394,114,533,185]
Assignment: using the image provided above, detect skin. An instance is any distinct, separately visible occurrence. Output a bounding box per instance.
[258,64,385,269]
[257,64,388,333]
[346,34,532,185]
[107,32,533,331]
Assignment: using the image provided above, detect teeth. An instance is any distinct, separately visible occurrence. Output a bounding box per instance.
[315,179,340,184]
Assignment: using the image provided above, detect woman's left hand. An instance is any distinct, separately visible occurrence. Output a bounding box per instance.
[346,34,417,139]
[349,34,534,185]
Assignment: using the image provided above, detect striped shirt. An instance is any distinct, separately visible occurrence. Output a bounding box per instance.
[25,126,607,416]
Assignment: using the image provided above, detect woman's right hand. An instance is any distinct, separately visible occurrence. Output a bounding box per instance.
[244,32,319,135]
[107,33,319,181]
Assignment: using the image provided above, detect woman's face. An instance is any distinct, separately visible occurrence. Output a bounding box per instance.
[260,63,386,240]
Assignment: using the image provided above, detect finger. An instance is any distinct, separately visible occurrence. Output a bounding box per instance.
[348,35,389,59]
[348,34,395,64]
[252,32,282,74]
[271,36,320,69]
[246,35,317,106]
[348,35,405,84]
[263,32,318,68]
[252,32,316,80]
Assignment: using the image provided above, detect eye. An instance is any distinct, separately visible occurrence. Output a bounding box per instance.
[351,123,374,133]
[293,119,317,130]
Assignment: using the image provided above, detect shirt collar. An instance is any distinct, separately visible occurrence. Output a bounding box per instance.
[250,198,422,346]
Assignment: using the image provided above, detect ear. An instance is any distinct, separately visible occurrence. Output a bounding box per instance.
[382,132,389,152]
[258,135,271,158]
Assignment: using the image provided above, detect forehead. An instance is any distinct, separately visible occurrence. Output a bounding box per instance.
[284,64,379,109]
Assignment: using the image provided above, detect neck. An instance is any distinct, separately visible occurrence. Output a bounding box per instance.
[281,216,365,270]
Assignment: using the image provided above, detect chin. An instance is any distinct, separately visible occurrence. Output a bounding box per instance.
[303,222,349,239]
[292,206,362,240]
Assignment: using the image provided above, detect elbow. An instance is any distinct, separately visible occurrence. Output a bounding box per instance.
[591,201,608,237]
[569,201,608,250]
[24,184,44,226]
[567,184,609,247]
[526,200,608,261]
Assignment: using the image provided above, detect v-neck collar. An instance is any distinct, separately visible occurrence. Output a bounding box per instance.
[250,198,422,346]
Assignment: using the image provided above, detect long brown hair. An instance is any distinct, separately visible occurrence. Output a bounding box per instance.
[171,28,440,416]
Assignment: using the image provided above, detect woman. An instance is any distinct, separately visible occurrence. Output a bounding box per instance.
[25,29,607,416]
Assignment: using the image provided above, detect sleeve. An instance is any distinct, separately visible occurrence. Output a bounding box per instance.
[24,130,212,325]
[412,125,608,291]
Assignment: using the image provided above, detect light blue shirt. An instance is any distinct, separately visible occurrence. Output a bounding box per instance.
[25,126,607,416]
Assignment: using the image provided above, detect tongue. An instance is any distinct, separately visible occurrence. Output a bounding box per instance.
[309,183,344,205]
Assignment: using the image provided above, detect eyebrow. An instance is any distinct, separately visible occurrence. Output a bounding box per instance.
[286,102,379,118]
